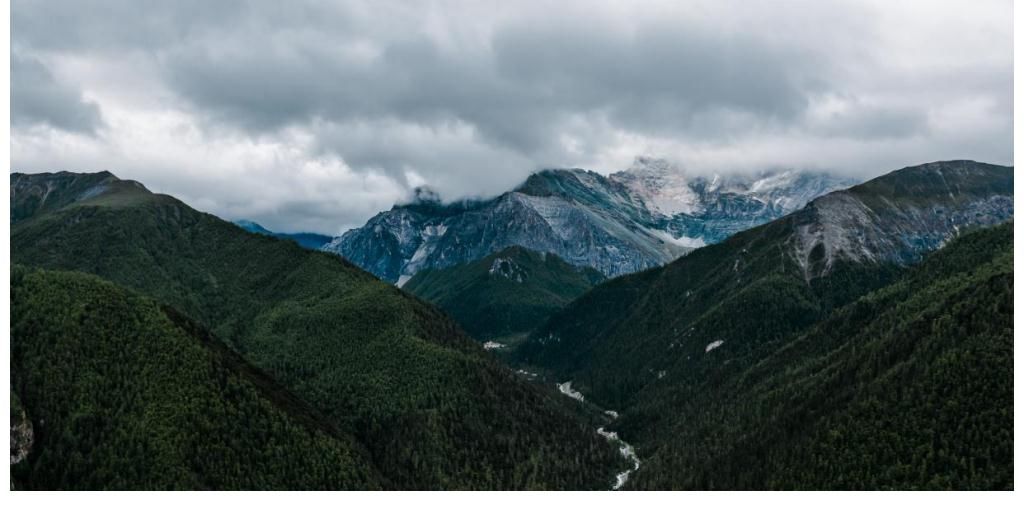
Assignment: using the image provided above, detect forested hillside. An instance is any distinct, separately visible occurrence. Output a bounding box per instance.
[11,266,381,490]
[628,223,1013,489]
[514,161,1013,489]
[517,161,1012,410]
[10,171,624,490]
[8,163,1012,490]
[404,246,604,341]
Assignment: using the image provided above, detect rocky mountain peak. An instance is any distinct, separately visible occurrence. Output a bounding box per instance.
[327,161,859,283]
[402,185,442,205]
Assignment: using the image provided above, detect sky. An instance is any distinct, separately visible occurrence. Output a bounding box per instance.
[10,0,1013,234]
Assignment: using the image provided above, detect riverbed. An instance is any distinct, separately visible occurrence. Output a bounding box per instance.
[556,381,641,490]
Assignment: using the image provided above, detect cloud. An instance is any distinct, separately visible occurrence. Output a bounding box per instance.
[9,0,1013,233]
[11,53,104,134]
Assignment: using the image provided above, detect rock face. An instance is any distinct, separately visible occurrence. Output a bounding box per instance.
[516,159,1014,406]
[10,416,33,465]
[787,160,1014,278]
[612,157,855,245]
[10,393,33,466]
[327,158,854,282]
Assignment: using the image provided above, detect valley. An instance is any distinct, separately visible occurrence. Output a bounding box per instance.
[555,381,641,490]
[8,0,1012,495]
[9,171,626,490]
[8,159,1014,490]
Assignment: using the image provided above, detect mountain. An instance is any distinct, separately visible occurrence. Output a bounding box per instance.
[326,159,854,283]
[515,160,1013,489]
[234,219,333,250]
[10,171,625,490]
[11,266,380,490]
[10,170,148,222]
[627,222,1013,490]
[611,156,855,244]
[403,246,605,342]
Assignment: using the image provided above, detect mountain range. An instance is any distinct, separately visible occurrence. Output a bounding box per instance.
[515,159,1013,488]
[326,158,854,284]
[10,170,625,490]
[233,219,333,250]
[8,159,1014,490]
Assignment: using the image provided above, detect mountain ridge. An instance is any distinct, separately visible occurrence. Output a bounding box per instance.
[233,219,333,250]
[517,159,1012,407]
[326,162,854,282]
[515,160,1013,489]
[10,170,626,490]
[11,265,383,489]
[628,222,1013,489]
[404,245,605,341]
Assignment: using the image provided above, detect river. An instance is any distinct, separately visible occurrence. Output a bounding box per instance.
[556,381,641,490]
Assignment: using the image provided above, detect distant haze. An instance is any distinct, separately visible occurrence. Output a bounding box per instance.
[10,0,1012,234]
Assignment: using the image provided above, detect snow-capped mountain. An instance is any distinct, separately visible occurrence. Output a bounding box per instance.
[326,159,855,283]
[613,157,856,245]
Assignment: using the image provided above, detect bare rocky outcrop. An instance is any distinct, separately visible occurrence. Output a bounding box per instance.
[328,161,851,283]
[10,405,33,465]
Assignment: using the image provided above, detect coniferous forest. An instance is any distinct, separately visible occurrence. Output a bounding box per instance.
[9,172,626,490]
[8,0,1015,494]
[8,162,1013,490]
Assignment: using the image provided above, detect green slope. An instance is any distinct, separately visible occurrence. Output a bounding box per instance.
[11,266,381,490]
[404,246,605,341]
[517,161,1011,409]
[514,161,1013,488]
[10,171,623,490]
[630,223,1013,489]
[515,206,903,409]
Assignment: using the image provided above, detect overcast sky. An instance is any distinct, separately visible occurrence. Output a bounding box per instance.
[11,0,1013,234]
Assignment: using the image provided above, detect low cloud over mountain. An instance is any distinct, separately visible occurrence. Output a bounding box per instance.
[10,0,1012,233]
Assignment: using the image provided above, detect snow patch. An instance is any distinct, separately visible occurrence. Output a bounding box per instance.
[483,341,505,350]
[651,229,706,248]
[613,157,702,216]
[705,340,725,352]
[409,243,431,264]
[556,381,585,402]
[423,224,448,237]
[395,275,412,288]
[748,169,797,193]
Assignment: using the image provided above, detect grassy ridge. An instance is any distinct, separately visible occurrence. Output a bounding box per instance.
[10,172,624,490]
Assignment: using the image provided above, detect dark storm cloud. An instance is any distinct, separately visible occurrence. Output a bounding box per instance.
[11,53,104,134]
[490,20,821,127]
[161,10,832,148]
[9,0,1013,233]
[11,0,352,52]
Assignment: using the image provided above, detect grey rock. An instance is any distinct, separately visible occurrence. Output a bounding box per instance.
[327,160,854,282]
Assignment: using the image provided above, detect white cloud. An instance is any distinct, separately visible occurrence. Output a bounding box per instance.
[10,0,1013,233]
